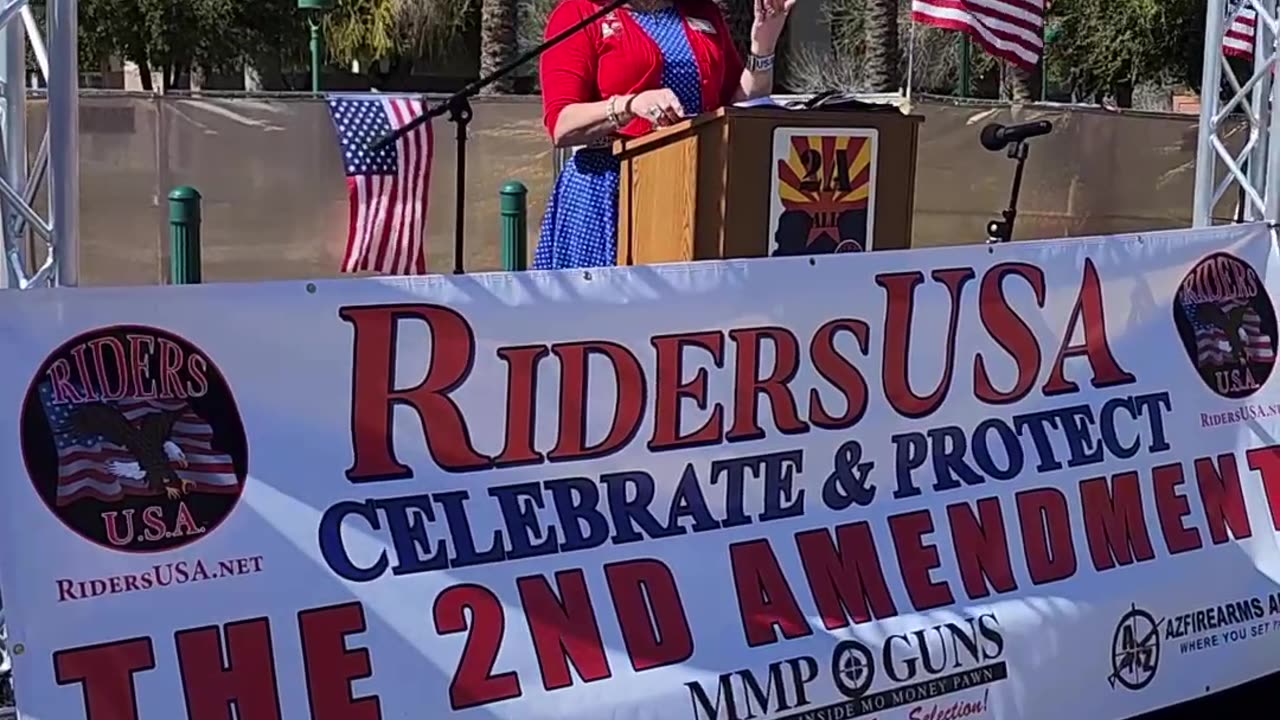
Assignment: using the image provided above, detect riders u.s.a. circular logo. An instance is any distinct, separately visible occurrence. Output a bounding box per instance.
[19,325,248,552]
[1172,252,1278,399]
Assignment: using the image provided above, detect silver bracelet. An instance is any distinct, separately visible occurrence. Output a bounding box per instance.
[746,53,775,73]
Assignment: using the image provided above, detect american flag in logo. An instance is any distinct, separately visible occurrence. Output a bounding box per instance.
[1184,300,1276,367]
[326,94,434,275]
[39,382,239,505]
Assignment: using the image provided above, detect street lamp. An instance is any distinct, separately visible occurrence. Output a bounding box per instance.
[297,0,334,94]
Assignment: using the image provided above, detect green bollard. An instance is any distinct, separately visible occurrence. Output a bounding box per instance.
[500,181,528,271]
[168,186,202,285]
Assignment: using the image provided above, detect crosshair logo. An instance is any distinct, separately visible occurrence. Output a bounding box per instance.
[1109,603,1163,691]
[831,639,875,699]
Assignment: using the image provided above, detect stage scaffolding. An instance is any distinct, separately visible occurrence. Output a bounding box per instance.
[1194,0,1280,226]
[0,0,76,290]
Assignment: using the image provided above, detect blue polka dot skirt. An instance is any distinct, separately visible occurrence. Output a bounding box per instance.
[533,6,706,271]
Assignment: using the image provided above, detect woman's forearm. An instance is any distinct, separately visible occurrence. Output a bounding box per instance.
[732,41,776,102]
[552,96,634,147]
[734,67,774,102]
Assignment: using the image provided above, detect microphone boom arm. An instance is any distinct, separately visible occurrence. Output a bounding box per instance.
[370,0,629,152]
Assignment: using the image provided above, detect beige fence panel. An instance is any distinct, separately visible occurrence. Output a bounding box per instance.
[12,93,1242,286]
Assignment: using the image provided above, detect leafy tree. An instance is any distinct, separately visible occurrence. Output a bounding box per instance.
[1046,0,1204,103]
[76,0,299,90]
[325,0,473,79]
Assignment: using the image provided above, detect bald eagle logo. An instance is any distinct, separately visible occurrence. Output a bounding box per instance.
[1197,302,1256,366]
[69,403,195,500]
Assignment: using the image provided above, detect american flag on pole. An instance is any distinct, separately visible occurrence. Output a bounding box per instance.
[326,94,434,275]
[1185,300,1276,367]
[911,0,1046,69]
[1225,1,1258,60]
[39,382,239,505]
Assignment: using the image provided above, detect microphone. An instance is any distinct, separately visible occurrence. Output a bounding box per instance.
[980,120,1053,151]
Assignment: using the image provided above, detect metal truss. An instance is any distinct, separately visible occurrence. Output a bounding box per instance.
[1194,0,1280,226]
[0,0,78,289]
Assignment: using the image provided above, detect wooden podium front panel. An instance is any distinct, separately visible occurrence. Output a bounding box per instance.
[617,134,699,265]
[722,108,920,257]
[616,105,922,265]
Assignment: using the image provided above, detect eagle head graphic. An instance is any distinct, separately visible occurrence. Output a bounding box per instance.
[1197,302,1253,366]
[69,404,194,500]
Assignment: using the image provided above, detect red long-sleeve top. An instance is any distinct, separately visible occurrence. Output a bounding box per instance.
[539,0,745,139]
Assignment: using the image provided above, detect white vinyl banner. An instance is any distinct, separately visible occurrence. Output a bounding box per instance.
[3,223,1280,720]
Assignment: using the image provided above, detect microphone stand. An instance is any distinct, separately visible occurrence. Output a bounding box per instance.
[986,139,1030,244]
[370,0,629,273]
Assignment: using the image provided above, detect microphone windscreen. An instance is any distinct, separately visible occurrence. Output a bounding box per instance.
[979,123,1005,151]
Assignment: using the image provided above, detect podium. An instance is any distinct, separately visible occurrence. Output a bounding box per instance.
[613,105,922,265]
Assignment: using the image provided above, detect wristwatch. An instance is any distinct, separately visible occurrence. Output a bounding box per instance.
[746,52,775,72]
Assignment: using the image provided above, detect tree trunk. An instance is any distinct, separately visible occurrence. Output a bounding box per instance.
[1004,62,1033,102]
[863,0,899,92]
[714,0,754,58]
[189,64,206,92]
[480,0,518,94]
[1111,80,1133,108]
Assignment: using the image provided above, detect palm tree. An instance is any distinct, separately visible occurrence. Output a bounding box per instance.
[480,0,519,93]
[863,0,899,92]
[1005,62,1033,101]
[714,0,754,57]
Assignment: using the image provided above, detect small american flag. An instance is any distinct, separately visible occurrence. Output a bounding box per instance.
[1185,300,1276,367]
[326,94,434,275]
[911,0,1045,69]
[39,382,239,505]
[1225,1,1258,60]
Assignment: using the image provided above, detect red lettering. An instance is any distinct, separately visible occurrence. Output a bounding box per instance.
[729,539,811,647]
[726,327,808,441]
[947,498,1018,600]
[795,521,897,629]
[126,334,157,399]
[1246,445,1280,531]
[974,263,1045,404]
[298,602,382,720]
[517,569,611,691]
[158,338,188,399]
[548,341,646,462]
[88,337,129,401]
[1042,259,1136,395]
[888,510,955,610]
[342,304,488,480]
[54,637,155,720]
[186,353,209,397]
[174,619,281,720]
[808,319,871,429]
[493,345,549,467]
[648,332,725,451]
[604,559,694,670]
[1195,454,1252,543]
[1152,461,1202,555]
[1016,489,1077,584]
[1079,472,1155,571]
[433,583,521,710]
[878,268,975,419]
[71,343,96,400]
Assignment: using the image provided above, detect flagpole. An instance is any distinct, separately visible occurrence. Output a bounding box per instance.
[959,35,971,97]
